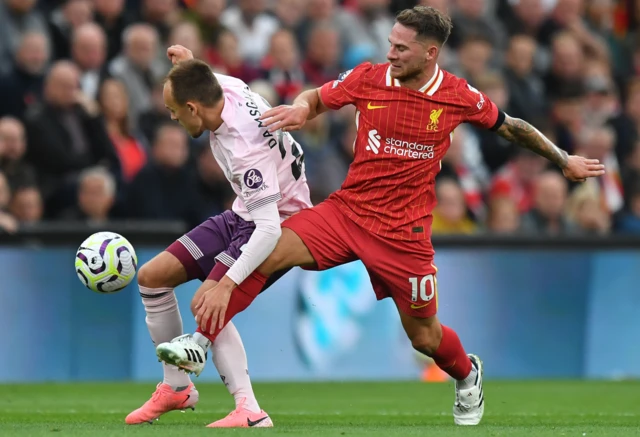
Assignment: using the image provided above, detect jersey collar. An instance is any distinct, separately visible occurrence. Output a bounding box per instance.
[385,64,443,96]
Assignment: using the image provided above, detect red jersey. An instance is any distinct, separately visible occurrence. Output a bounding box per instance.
[319,62,500,241]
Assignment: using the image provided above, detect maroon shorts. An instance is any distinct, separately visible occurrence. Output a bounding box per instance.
[282,200,438,318]
[166,210,255,282]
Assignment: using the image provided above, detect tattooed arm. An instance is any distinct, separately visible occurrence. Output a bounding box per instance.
[495,115,569,169]
[493,113,605,182]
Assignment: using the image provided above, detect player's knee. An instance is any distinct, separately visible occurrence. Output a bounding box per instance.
[138,252,187,289]
[409,321,443,356]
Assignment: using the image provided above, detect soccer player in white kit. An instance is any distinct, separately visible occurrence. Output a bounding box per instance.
[125,45,312,428]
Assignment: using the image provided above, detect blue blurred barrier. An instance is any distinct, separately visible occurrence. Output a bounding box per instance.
[0,241,638,382]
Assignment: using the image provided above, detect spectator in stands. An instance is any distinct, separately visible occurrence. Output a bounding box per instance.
[98,78,147,183]
[125,123,200,227]
[543,0,609,61]
[566,181,612,234]
[0,31,49,119]
[183,0,226,48]
[247,79,279,107]
[490,148,547,214]
[221,0,280,65]
[432,178,477,235]
[609,78,640,165]
[262,29,305,104]
[339,0,394,64]
[9,185,43,225]
[273,0,307,36]
[61,166,115,223]
[0,117,36,189]
[167,21,204,66]
[0,0,50,76]
[108,24,167,125]
[521,170,575,234]
[301,0,349,50]
[622,141,640,198]
[550,82,587,153]
[0,171,18,233]
[94,0,133,61]
[48,0,94,60]
[137,80,172,146]
[25,61,119,217]
[581,58,620,128]
[72,23,108,101]
[502,0,549,41]
[439,124,487,220]
[545,31,586,99]
[503,34,547,123]
[448,0,506,50]
[302,24,342,87]
[209,29,261,83]
[485,195,521,234]
[452,35,494,85]
[574,126,624,215]
[616,178,640,233]
[133,0,180,45]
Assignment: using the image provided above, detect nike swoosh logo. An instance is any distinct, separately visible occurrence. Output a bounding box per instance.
[411,302,431,309]
[247,416,269,427]
[367,102,388,110]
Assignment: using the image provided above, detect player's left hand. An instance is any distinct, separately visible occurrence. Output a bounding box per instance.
[194,283,233,334]
[562,155,605,182]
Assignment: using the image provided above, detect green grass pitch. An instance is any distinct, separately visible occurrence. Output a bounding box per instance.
[1,381,638,436]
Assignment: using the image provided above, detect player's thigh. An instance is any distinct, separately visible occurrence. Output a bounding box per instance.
[361,238,438,319]
[165,211,239,283]
[258,202,357,276]
[137,251,188,289]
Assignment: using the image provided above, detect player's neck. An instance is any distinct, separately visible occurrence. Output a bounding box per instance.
[398,64,438,91]
[203,98,226,132]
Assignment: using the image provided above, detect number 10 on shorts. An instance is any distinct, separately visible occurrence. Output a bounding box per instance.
[409,274,436,303]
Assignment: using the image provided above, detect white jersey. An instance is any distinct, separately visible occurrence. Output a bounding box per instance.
[209,73,312,222]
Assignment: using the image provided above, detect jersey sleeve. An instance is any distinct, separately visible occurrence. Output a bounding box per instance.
[319,62,372,110]
[231,149,282,213]
[461,82,500,129]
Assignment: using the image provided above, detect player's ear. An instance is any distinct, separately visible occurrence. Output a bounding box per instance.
[426,45,438,62]
[186,102,197,116]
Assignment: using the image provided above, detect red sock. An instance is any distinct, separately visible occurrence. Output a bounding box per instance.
[431,325,472,380]
[197,271,268,342]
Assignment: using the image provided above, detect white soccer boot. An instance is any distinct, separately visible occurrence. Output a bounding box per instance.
[453,354,484,425]
[156,334,207,377]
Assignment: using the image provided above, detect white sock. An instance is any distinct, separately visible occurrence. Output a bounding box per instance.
[140,285,191,390]
[209,322,261,413]
[456,362,478,390]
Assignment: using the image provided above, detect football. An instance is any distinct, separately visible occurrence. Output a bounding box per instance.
[75,231,138,293]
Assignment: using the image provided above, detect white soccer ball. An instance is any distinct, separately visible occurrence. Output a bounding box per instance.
[75,231,138,293]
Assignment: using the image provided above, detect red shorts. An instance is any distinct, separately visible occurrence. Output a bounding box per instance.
[282,200,438,318]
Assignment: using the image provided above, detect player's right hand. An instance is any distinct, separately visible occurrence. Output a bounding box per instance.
[167,45,194,65]
[260,104,310,133]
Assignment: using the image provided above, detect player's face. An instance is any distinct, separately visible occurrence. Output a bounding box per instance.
[163,81,206,138]
[387,23,437,82]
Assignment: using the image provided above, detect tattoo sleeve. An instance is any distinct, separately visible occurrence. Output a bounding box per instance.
[496,115,569,168]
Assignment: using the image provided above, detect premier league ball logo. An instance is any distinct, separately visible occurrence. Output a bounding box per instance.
[244,169,263,189]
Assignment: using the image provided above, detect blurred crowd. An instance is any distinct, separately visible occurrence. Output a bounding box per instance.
[1,0,640,236]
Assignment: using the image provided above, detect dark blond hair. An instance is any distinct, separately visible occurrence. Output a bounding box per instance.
[165,59,223,107]
[396,6,453,45]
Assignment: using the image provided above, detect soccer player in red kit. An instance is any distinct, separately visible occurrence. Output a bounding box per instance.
[163,6,605,426]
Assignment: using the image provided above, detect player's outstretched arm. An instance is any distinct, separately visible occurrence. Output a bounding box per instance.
[495,114,605,182]
[260,88,329,133]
